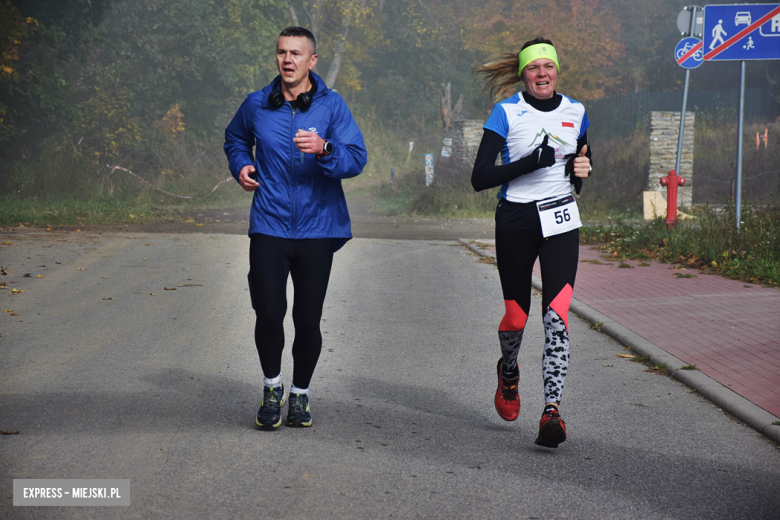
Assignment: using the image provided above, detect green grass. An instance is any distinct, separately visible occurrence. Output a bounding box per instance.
[0,196,166,227]
[580,204,780,287]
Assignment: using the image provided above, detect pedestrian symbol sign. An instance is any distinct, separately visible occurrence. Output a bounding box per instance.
[703,4,780,61]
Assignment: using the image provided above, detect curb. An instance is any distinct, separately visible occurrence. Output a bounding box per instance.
[459,238,780,444]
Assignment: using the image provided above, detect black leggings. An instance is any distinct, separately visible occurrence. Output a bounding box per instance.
[248,233,334,389]
[495,224,579,404]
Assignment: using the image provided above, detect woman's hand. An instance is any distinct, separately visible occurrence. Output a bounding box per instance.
[572,145,590,178]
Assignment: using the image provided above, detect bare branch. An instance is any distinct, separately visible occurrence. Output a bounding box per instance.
[287,0,299,26]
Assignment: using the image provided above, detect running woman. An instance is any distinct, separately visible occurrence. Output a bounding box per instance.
[471,38,592,448]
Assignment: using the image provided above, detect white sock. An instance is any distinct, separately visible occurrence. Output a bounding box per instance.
[264,374,282,388]
[290,385,309,396]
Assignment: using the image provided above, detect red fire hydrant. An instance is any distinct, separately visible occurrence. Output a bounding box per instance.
[660,170,686,229]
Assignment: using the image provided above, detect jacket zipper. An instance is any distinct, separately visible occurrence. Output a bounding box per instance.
[290,105,297,239]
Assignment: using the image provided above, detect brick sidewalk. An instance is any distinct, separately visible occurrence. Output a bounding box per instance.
[478,241,780,419]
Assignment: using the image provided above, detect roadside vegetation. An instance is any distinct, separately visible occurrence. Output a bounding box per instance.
[580,205,780,287]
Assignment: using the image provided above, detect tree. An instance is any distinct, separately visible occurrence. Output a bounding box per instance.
[286,0,378,89]
[466,0,626,101]
[71,0,287,157]
[0,0,112,156]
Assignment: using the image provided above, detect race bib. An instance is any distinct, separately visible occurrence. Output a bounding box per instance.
[536,195,582,238]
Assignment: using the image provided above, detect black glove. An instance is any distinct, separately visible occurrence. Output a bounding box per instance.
[518,135,555,173]
[563,150,589,195]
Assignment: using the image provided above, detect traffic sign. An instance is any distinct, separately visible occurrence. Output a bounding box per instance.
[677,6,704,37]
[424,153,434,186]
[703,4,780,61]
[675,37,704,68]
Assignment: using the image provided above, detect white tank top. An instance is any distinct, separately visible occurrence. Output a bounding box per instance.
[484,93,589,203]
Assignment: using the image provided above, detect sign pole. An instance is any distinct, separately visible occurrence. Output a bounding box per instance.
[675,69,691,180]
[673,6,700,209]
[735,60,746,232]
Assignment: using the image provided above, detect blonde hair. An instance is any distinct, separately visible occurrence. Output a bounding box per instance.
[472,52,521,101]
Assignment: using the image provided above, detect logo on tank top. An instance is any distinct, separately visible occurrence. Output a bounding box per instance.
[532,130,571,148]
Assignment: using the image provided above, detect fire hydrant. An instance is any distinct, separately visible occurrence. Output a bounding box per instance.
[660,170,686,229]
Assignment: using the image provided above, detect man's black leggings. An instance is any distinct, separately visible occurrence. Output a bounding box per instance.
[248,233,334,389]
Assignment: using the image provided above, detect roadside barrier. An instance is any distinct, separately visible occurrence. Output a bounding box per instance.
[107,165,234,199]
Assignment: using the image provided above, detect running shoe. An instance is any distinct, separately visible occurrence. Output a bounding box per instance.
[286,393,312,427]
[494,359,520,421]
[534,406,567,448]
[255,385,285,430]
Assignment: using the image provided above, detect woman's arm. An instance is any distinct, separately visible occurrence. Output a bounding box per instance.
[471,129,555,192]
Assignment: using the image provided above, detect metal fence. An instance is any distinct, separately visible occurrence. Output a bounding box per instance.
[583,86,779,141]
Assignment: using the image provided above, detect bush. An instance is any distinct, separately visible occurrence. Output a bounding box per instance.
[589,204,780,287]
[372,157,498,218]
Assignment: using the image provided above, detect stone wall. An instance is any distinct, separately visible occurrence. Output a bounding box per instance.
[649,111,694,207]
[452,119,486,165]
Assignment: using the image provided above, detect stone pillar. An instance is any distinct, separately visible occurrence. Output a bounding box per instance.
[649,111,694,207]
[452,119,486,166]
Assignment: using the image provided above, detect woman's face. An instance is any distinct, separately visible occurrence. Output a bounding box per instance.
[522,58,558,100]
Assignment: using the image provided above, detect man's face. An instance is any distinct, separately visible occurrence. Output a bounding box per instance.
[276,36,318,90]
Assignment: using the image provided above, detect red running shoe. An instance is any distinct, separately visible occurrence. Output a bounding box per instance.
[534,406,567,448]
[494,359,520,421]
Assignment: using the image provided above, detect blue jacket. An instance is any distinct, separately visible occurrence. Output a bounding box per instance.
[224,72,367,251]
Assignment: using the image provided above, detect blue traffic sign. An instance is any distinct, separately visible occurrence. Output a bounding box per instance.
[675,37,704,68]
[704,4,780,61]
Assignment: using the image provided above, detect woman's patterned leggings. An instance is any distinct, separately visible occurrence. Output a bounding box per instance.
[495,225,579,405]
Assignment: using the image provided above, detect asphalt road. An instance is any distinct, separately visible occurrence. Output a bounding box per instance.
[1,227,779,519]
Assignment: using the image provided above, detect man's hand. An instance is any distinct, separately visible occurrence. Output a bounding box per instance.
[572,145,590,178]
[293,129,327,155]
[238,164,259,191]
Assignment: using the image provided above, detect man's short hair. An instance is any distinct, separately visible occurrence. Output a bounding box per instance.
[279,26,316,54]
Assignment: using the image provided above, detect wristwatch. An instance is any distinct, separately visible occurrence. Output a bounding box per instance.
[322,140,333,156]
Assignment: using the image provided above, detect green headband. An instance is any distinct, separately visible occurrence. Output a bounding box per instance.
[518,44,559,76]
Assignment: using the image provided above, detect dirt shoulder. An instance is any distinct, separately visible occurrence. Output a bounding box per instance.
[25,191,496,241]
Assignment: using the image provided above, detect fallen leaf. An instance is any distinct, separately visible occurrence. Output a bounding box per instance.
[178,283,204,287]
[102,297,113,300]
[616,353,635,359]
[10,313,19,316]
[164,287,177,291]
[196,223,204,227]
[23,273,32,277]
[0,282,6,287]
[603,364,613,367]
[150,293,157,296]
[4,309,13,312]
[145,243,150,246]
[77,268,87,271]
[36,275,44,279]
[11,289,24,294]
[0,266,7,275]
[0,430,20,435]
[142,258,148,261]
[55,261,61,264]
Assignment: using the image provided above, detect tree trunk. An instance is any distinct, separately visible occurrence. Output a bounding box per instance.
[325,0,368,88]
[440,83,463,136]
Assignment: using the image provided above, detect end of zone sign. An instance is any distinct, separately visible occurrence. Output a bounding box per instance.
[704,4,780,61]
